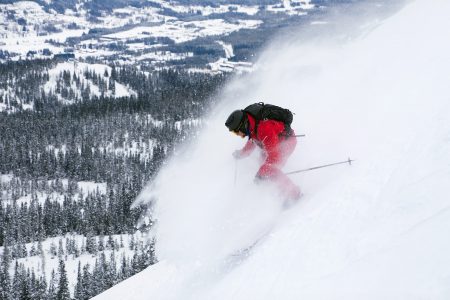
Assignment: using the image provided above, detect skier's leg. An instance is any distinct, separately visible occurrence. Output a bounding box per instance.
[256,136,300,201]
[276,136,301,200]
[278,135,297,167]
[275,172,301,201]
[256,164,301,201]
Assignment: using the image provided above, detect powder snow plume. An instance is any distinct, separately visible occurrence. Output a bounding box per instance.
[96,0,450,299]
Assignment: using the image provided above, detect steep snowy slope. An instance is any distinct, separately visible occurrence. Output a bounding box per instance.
[94,0,450,299]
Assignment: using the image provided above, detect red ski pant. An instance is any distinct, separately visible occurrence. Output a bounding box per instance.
[257,137,300,199]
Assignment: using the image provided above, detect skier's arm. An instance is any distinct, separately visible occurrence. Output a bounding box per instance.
[234,139,256,159]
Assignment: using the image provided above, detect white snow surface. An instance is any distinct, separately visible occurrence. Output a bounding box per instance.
[95,0,450,299]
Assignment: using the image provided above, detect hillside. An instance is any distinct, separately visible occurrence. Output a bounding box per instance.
[94,0,450,299]
[0,0,321,72]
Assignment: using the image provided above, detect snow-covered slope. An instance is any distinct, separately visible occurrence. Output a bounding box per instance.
[95,0,450,299]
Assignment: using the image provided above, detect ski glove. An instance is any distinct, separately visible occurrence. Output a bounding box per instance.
[254,173,271,184]
[232,150,243,159]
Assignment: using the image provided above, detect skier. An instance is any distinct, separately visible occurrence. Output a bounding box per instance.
[225,104,301,201]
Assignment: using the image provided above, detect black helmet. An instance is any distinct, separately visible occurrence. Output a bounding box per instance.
[225,110,244,132]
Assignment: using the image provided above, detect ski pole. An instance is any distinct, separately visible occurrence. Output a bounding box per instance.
[234,159,238,187]
[286,158,354,175]
[281,134,306,138]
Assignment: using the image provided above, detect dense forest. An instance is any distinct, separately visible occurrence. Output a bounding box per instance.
[0,58,227,299]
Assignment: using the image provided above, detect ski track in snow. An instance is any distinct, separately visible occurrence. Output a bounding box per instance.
[94,0,450,299]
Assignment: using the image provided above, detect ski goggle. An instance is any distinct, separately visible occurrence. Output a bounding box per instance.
[231,122,244,135]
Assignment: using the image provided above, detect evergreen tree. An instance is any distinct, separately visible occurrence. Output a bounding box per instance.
[0,245,12,300]
[98,235,105,252]
[85,231,97,254]
[35,274,48,300]
[106,234,114,250]
[30,243,37,256]
[58,238,64,260]
[74,262,83,300]
[18,266,31,300]
[131,252,140,274]
[107,251,117,287]
[11,262,21,300]
[50,241,57,257]
[91,259,102,296]
[56,260,70,300]
[81,264,92,299]
[119,254,130,281]
[48,269,58,300]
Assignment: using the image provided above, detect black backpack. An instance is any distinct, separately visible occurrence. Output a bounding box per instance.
[243,102,293,132]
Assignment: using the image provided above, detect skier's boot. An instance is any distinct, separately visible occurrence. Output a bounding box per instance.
[280,182,302,209]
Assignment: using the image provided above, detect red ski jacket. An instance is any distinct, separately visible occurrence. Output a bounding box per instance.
[238,113,297,178]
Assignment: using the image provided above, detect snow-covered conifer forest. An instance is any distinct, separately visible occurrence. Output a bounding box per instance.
[4,0,448,300]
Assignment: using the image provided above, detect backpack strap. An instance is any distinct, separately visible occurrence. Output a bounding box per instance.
[243,102,265,136]
[242,111,257,138]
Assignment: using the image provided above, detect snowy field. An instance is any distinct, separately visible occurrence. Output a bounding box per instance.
[103,19,262,44]
[94,0,450,299]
